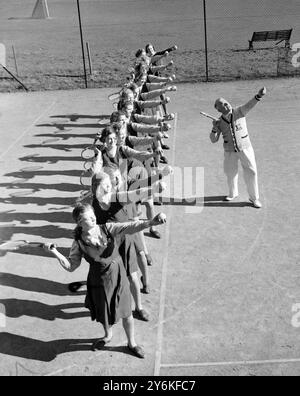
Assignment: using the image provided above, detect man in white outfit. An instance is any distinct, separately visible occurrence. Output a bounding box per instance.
[210,87,267,208]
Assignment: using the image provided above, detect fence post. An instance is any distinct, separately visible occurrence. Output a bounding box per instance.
[203,0,209,82]
[76,0,88,88]
[0,303,6,328]
[12,45,19,76]
[86,42,93,75]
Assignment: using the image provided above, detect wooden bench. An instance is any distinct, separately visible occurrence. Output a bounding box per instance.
[249,29,293,50]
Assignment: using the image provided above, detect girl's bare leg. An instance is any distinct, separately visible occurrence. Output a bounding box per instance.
[129,272,143,311]
[123,316,145,358]
[92,324,113,349]
[145,199,161,238]
[137,251,150,293]
[129,272,150,321]
[122,315,136,349]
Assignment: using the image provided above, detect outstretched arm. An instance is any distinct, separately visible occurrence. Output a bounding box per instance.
[127,135,157,147]
[106,213,167,237]
[130,122,170,135]
[128,166,173,189]
[117,180,164,204]
[150,61,173,73]
[239,87,267,117]
[122,145,155,161]
[140,86,177,101]
[133,113,163,124]
[137,97,170,110]
[155,45,178,57]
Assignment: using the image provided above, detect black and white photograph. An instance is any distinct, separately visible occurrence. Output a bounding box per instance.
[0,0,300,379]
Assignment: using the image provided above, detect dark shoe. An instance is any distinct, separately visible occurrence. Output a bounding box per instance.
[150,229,161,239]
[135,309,150,322]
[145,254,153,266]
[141,285,150,294]
[160,156,168,164]
[161,144,170,150]
[127,344,145,359]
[91,337,111,351]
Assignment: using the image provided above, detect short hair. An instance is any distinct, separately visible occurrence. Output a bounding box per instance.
[135,48,144,58]
[145,43,155,53]
[100,126,116,143]
[214,98,225,109]
[72,203,93,223]
[111,122,123,134]
[110,110,126,124]
[126,82,139,92]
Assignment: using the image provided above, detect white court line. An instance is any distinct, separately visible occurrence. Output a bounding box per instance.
[0,100,57,160]
[154,112,178,377]
[161,357,300,369]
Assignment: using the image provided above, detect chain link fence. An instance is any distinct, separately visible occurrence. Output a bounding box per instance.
[0,0,299,91]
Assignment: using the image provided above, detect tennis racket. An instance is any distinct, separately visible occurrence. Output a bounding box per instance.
[81,146,97,160]
[0,239,56,251]
[83,160,93,171]
[108,91,121,101]
[199,111,218,121]
[80,170,93,187]
[81,138,103,160]
[75,190,93,203]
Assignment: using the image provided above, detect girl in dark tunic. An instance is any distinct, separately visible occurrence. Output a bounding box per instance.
[91,169,164,319]
[44,203,166,358]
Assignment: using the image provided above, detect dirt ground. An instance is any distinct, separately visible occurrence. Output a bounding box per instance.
[0,77,300,376]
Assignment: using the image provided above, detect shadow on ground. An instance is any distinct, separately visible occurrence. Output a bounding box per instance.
[0,299,89,321]
[0,273,86,296]
[160,196,252,208]
[0,333,134,362]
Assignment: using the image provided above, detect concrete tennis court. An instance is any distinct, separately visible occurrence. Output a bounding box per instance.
[0,77,300,376]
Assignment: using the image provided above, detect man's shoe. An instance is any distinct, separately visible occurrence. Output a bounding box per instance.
[127,344,145,359]
[135,309,150,322]
[224,195,238,202]
[161,144,170,150]
[150,228,161,239]
[249,199,262,209]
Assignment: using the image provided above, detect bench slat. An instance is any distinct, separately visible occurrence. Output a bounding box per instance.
[249,29,292,49]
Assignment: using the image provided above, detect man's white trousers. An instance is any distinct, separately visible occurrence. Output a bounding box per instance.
[224,146,259,201]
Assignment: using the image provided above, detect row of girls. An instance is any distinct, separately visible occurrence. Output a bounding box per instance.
[44,43,178,359]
